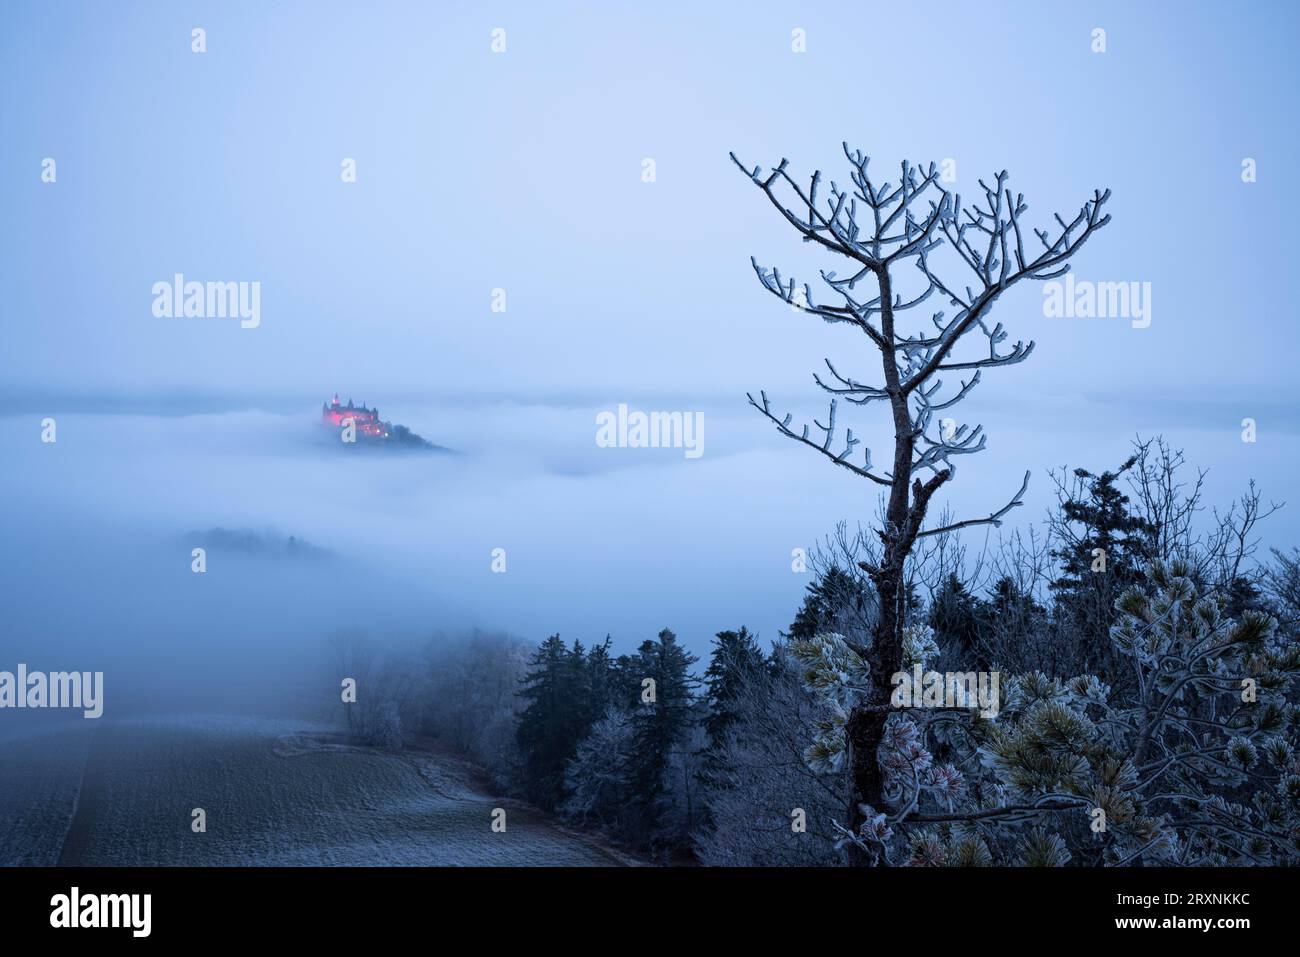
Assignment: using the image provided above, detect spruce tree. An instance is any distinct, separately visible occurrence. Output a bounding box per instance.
[1049,456,1154,682]
[702,627,765,758]
[584,635,617,725]
[787,566,872,639]
[624,628,698,848]
[929,572,982,665]
[515,634,590,811]
[1050,457,1152,594]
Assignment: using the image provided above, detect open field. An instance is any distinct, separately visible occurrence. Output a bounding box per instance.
[0,716,628,866]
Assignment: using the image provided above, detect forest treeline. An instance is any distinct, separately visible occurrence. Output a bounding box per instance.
[331,439,1300,865]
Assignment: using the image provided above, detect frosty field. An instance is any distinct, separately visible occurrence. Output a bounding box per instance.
[0,716,627,866]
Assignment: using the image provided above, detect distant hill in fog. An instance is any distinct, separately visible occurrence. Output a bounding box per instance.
[183,528,332,561]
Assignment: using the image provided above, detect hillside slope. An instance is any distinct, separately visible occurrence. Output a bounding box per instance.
[0,716,629,867]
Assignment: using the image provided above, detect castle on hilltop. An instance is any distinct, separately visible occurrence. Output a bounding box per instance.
[321,394,391,440]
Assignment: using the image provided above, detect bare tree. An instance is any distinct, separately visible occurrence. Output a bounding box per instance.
[1125,436,1281,588]
[731,144,1112,857]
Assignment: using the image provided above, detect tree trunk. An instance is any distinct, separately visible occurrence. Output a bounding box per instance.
[845,282,916,863]
[845,565,903,864]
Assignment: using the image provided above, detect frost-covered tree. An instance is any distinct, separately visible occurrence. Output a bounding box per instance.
[1267,548,1300,638]
[732,144,1112,854]
[701,627,766,763]
[560,708,635,833]
[555,629,704,856]
[420,629,531,780]
[328,630,418,749]
[788,565,875,641]
[695,643,850,866]
[792,560,1300,865]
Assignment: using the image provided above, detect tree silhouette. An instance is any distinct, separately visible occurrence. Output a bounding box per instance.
[731,144,1112,859]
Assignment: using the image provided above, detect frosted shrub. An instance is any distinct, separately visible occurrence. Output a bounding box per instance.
[797,561,1300,865]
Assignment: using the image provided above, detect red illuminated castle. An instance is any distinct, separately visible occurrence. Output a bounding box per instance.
[321,394,391,440]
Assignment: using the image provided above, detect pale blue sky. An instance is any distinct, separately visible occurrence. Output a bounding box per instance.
[3,1,1297,403]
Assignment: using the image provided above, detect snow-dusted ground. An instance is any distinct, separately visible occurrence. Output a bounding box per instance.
[0,716,629,866]
[0,722,95,865]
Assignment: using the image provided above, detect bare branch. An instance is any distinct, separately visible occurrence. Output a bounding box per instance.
[747,391,891,486]
[917,470,1031,539]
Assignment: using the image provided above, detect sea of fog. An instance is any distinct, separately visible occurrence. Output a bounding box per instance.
[0,393,1293,719]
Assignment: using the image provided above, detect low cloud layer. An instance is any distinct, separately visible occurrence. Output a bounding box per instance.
[2,393,1292,726]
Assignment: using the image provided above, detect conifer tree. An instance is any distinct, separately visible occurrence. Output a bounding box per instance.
[625,629,698,847]
[1049,456,1155,681]
[928,571,982,665]
[516,634,591,811]
[584,635,618,725]
[702,627,766,758]
[788,566,873,640]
